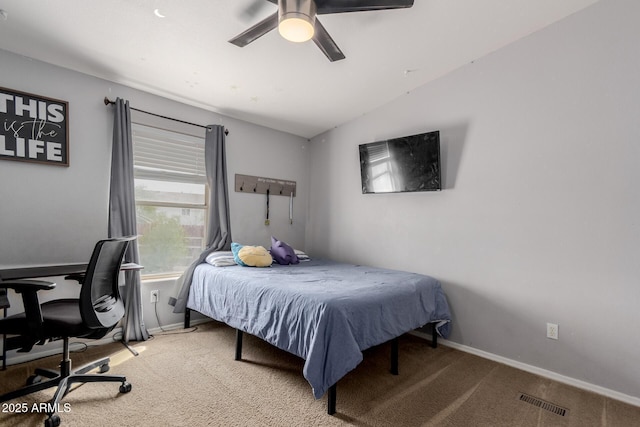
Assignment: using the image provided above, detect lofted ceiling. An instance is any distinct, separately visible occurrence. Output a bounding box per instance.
[0,0,598,139]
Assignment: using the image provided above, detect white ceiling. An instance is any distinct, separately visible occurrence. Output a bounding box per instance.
[0,0,598,139]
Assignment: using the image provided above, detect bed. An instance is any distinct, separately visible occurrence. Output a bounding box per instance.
[185,257,451,414]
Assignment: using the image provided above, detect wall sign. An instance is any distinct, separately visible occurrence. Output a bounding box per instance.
[0,87,69,166]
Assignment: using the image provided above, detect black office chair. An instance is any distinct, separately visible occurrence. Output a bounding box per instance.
[0,237,134,427]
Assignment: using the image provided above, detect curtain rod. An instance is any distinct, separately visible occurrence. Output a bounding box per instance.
[103,97,229,135]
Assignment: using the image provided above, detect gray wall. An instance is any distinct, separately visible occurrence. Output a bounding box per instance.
[307,0,640,403]
[2,0,639,406]
[0,49,309,331]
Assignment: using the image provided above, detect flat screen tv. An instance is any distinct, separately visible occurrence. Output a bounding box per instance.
[359,130,441,194]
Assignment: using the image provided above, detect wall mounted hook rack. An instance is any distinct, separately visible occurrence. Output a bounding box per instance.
[234,174,296,197]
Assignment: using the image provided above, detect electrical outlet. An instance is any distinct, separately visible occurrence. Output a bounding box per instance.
[546,323,559,340]
[150,289,159,304]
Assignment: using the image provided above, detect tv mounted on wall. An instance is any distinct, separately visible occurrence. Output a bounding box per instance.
[359,130,441,194]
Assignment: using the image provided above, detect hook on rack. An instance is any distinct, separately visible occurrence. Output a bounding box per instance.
[234,174,296,197]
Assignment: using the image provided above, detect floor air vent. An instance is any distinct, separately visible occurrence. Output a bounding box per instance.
[518,393,569,417]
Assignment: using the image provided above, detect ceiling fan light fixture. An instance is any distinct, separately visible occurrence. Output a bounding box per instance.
[278,0,316,43]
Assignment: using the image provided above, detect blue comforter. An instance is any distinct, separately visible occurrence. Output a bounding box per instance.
[187,259,451,399]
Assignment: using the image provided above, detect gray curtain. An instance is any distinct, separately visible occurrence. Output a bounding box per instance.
[109,98,149,342]
[172,124,232,313]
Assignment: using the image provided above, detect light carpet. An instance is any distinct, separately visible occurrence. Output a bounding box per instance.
[1,321,639,426]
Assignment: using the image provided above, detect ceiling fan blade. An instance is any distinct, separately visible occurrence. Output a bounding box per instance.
[312,19,345,62]
[316,0,414,14]
[229,12,278,47]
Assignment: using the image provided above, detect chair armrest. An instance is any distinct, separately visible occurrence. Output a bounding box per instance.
[1,280,55,337]
[1,279,56,293]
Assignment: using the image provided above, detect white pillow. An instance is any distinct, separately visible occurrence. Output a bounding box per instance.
[294,249,311,261]
[205,251,237,267]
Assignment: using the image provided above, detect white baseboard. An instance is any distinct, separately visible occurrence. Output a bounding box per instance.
[5,327,126,367]
[4,318,213,367]
[10,322,637,408]
[410,331,640,408]
[146,318,211,335]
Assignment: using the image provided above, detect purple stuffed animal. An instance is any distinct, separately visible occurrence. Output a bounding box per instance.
[270,236,299,265]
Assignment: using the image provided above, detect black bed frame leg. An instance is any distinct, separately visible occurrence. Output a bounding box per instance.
[184,308,191,329]
[390,337,399,375]
[235,329,243,361]
[328,384,336,415]
[431,323,438,348]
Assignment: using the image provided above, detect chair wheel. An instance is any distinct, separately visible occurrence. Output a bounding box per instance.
[119,382,132,393]
[27,375,42,385]
[44,414,61,427]
[99,363,110,373]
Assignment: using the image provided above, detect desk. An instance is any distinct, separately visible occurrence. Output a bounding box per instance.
[0,262,143,359]
[0,264,81,370]
[0,262,142,281]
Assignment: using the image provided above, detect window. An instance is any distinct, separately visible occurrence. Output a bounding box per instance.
[132,124,207,277]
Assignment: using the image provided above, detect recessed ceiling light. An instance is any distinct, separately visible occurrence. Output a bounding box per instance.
[153,9,166,18]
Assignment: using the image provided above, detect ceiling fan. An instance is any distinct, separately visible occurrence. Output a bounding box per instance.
[229,0,415,62]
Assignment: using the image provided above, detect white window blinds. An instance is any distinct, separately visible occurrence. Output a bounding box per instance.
[132,123,206,184]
